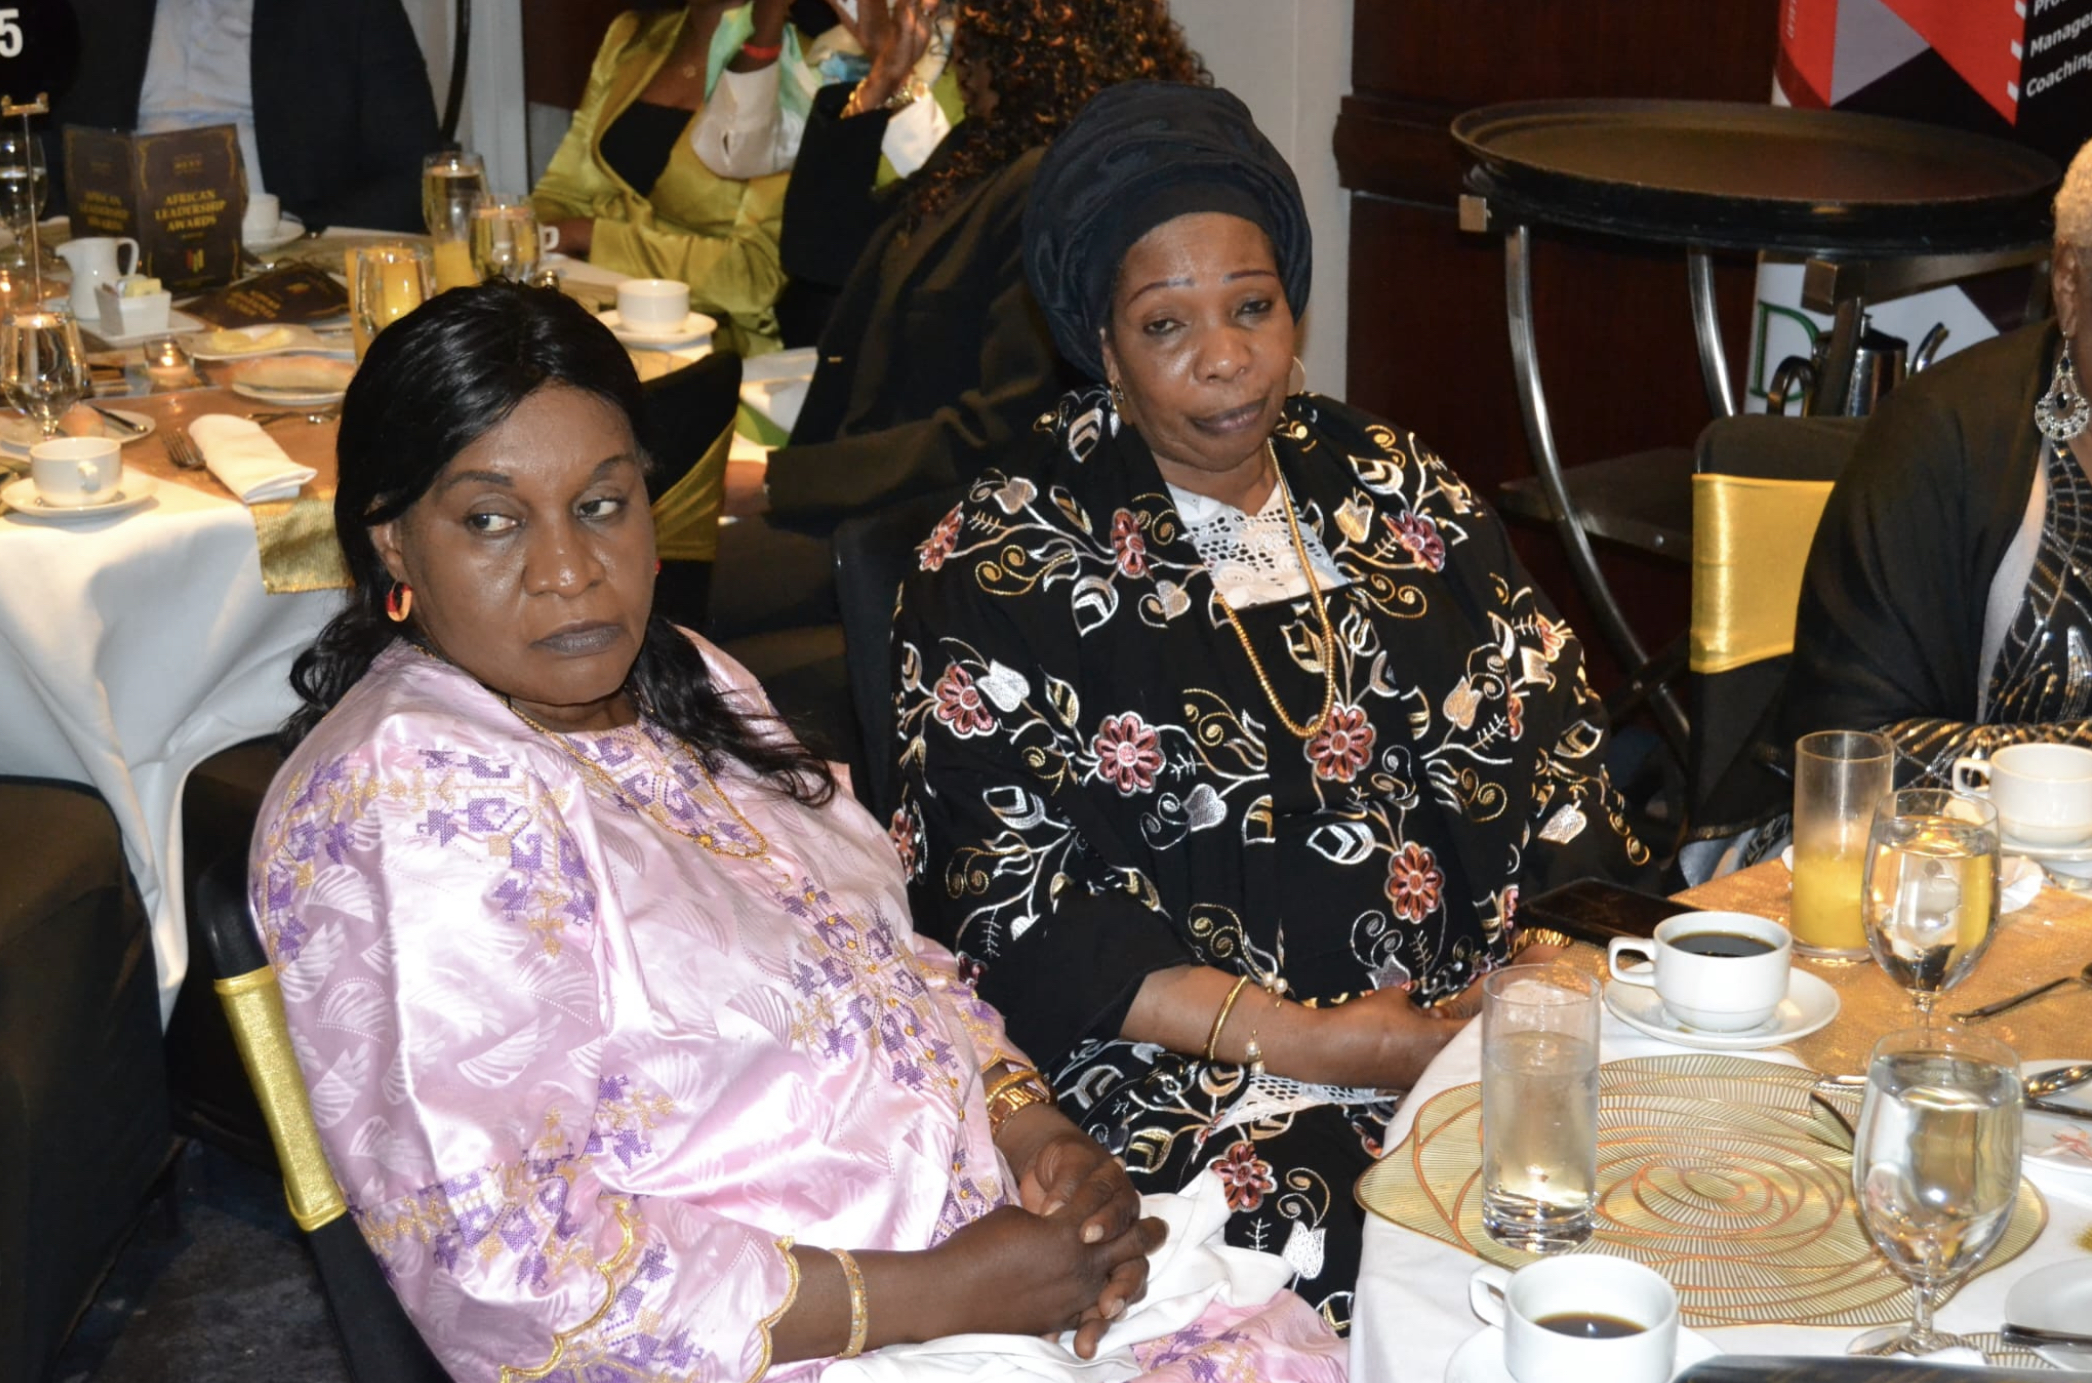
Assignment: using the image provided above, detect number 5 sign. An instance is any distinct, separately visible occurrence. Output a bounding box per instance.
[0,2,80,101]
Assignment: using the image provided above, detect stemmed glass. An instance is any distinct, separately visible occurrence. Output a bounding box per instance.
[0,127,47,272]
[1,310,88,440]
[1861,788,2001,1022]
[349,244,433,361]
[469,194,548,283]
[1849,1026,2023,1357]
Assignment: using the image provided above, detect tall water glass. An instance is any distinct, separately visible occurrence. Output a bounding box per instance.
[1863,788,2000,1022]
[1850,1026,2021,1357]
[348,244,433,360]
[1480,966,1600,1252]
[1,310,88,440]
[469,194,555,283]
[1792,730,1895,959]
[421,150,485,291]
[0,127,47,271]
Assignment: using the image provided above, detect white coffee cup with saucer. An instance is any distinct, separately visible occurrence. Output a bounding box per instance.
[1608,910,1791,1033]
[1455,1258,1717,1383]
[30,436,121,507]
[1954,743,2092,848]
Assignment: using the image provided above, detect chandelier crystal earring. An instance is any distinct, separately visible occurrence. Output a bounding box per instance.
[1107,379,1128,437]
[2037,342,2090,443]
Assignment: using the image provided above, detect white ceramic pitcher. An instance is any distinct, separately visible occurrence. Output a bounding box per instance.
[56,237,141,317]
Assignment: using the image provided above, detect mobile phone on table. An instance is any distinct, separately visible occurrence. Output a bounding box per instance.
[1519,877,1690,945]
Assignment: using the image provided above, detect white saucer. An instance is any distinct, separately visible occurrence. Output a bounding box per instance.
[242,212,306,252]
[2023,1060,2092,1178]
[1444,1324,1720,1383]
[1998,832,2092,863]
[2003,1261,2092,1371]
[1,469,158,522]
[596,308,715,347]
[1,408,155,456]
[1604,970,1840,1051]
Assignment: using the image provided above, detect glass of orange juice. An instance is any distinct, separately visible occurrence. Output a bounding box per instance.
[1791,730,1894,958]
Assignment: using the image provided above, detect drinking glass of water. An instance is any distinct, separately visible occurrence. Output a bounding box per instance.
[1849,1026,2022,1358]
[469,194,557,284]
[422,150,486,291]
[1862,788,2001,1022]
[1,310,88,440]
[1480,966,1600,1252]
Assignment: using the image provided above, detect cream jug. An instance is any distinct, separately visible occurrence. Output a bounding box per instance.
[56,237,141,317]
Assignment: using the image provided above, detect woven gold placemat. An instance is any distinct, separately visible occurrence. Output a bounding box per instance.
[1357,1055,2046,1328]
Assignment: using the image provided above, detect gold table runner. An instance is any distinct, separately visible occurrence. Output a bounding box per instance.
[1356,1055,2046,1328]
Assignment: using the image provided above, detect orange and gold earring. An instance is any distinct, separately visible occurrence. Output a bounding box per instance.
[384,581,413,623]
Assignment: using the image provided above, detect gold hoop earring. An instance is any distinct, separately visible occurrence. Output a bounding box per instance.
[1288,355,1307,396]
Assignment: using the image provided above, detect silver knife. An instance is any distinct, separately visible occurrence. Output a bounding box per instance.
[2002,1323,2092,1350]
[2026,1094,2092,1123]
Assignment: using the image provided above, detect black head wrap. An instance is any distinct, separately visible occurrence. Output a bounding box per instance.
[1023,81,1311,382]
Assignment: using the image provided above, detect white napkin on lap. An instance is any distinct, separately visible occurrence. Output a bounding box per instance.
[188,414,317,504]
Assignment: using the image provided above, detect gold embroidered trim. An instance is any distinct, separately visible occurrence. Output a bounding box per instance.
[744,1236,801,1383]
[499,1197,643,1383]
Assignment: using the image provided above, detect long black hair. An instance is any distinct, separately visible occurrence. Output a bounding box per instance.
[285,281,833,804]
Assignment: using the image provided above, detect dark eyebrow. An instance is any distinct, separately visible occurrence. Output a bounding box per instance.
[1127,276,1192,304]
[434,453,641,496]
[1224,268,1279,284]
[1127,267,1280,304]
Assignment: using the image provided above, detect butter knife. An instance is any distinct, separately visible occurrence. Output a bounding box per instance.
[2002,1323,2092,1350]
[2026,1094,2092,1123]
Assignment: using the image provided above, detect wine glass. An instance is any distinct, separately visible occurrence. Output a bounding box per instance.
[469,194,549,284]
[1861,788,2001,1022]
[1,310,88,440]
[0,128,47,272]
[1848,1026,2023,1357]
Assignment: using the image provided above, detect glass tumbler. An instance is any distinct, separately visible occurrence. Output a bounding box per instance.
[1480,966,1601,1252]
[1792,729,1894,959]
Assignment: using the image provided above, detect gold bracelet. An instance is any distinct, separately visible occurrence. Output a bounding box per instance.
[983,1066,1041,1107]
[987,1080,1053,1135]
[1205,974,1253,1062]
[830,1247,869,1359]
[1511,926,1575,958]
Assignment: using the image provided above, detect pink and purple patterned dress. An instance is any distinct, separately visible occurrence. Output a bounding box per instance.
[249,639,1344,1381]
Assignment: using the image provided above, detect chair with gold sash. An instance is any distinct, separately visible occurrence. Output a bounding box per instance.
[194,856,452,1383]
[1688,415,1865,826]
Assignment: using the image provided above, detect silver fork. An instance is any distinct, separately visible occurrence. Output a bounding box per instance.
[164,428,206,471]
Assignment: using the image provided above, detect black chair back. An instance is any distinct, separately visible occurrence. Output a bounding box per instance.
[643,351,744,633]
[1688,415,1864,824]
[194,857,452,1383]
[834,488,967,819]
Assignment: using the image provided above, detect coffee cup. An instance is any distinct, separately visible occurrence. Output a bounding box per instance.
[1608,910,1791,1032]
[1953,743,2092,847]
[242,192,281,242]
[1469,1258,1680,1383]
[617,278,690,331]
[30,436,121,508]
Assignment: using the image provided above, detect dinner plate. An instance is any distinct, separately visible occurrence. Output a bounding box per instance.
[1604,969,1840,1051]
[2003,1261,2092,1371]
[2023,1059,2092,1178]
[596,308,716,348]
[230,380,349,407]
[1,408,155,456]
[0,469,158,522]
[1444,1325,1720,1383]
[242,212,306,252]
[182,323,337,361]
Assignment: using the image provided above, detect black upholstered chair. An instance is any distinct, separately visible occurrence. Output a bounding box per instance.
[833,487,967,820]
[643,350,744,633]
[193,855,452,1383]
[1687,414,1865,826]
[0,777,178,1382]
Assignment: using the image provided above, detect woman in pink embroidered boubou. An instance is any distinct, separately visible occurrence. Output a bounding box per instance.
[249,281,1346,1381]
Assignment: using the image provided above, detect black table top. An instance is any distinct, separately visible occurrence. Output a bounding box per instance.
[1454,99,2060,258]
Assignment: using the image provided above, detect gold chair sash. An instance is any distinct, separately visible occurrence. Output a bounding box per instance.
[215,967,350,1233]
[650,421,734,563]
[1690,473,1836,675]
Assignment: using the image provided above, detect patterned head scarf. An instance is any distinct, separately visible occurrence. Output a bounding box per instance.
[1022,81,1312,381]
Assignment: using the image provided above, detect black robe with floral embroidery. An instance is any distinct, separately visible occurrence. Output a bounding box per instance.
[889,389,1648,1330]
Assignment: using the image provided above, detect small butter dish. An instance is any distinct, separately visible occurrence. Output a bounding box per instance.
[97,280,172,339]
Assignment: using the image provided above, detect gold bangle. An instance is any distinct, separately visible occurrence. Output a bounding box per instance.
[983,1066,1041,1107]
[1512,926,1575,958]
[830,1247,869,1359]
[987,1080,1053,1135]
[1205,974,1253,1063]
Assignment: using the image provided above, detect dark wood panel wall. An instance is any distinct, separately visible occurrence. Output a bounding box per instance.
[1337,1,1781,692]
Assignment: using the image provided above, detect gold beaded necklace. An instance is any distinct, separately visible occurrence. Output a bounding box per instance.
[505,698,773,862]
[1207,442,1338,741]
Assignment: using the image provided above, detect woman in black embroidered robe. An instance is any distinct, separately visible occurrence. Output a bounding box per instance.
[889,84,1650,1331]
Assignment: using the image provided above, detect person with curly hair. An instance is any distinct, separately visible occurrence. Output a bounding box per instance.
[702,0,1207,696]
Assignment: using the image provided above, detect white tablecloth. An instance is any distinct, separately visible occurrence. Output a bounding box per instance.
[0,474,341,1021]
[1351,1012,2092,1380]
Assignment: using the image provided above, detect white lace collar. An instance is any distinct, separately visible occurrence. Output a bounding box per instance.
[1168,478,1346,609]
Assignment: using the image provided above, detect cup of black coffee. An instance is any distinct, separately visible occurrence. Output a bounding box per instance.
[1608,910,1792,1032]
[1469,1257,1680,1383]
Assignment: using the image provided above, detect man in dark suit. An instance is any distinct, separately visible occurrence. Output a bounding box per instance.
[42,0,440,233]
